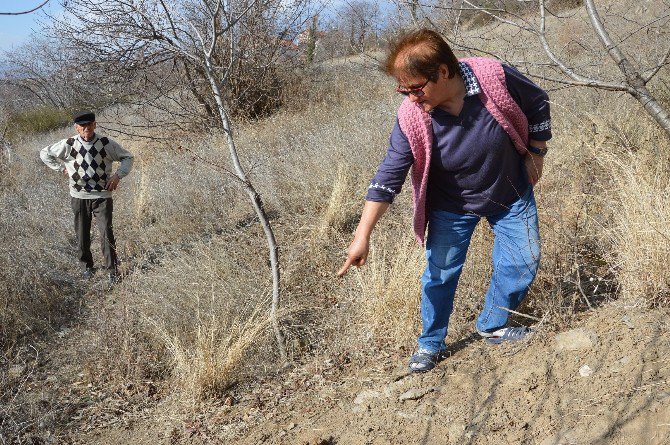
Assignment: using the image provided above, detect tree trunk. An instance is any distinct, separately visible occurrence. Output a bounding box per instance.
[203,58,288,365]
[584,0,670,138]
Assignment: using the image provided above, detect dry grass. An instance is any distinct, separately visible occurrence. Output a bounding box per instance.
[144,271,275,399]
[599,149,670,305]
[2,9,670,440]
[354,229,425,348]
[0,128,80,351]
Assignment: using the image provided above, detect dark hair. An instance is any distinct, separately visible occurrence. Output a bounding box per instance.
[383,29,459,81]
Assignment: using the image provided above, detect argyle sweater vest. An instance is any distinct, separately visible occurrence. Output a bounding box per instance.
[66,136,111,193]
[397,57,530,245]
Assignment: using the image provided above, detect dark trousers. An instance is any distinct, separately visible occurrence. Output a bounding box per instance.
[71,197,118,271]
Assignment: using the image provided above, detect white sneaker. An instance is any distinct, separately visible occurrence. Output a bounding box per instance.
[477,326,530,345]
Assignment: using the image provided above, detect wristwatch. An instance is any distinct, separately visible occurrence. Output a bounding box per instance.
[527,144,548,157]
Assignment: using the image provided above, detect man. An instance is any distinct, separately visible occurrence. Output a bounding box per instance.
[40,110,134,286]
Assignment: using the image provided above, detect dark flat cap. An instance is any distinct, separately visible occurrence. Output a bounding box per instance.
[73,110,96,125]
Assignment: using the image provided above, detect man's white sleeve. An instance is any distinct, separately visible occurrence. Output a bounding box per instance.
[108,140,134,178]
[39,140,68,172]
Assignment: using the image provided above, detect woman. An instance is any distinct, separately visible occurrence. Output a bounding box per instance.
[337,29,551,373]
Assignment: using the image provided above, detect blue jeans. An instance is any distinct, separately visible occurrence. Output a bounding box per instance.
[418,186,540,352]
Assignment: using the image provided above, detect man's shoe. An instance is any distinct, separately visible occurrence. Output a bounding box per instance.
[477,326,531,345]
[82,268,95,280]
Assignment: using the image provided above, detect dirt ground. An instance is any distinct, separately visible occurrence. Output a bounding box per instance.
[25,300,662,445]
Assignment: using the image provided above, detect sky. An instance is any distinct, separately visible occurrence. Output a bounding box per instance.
[0,0,63,52]
[0,0,394,54]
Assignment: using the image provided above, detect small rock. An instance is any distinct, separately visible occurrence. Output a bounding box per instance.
[554,328,597,352]
[392,367,411,381]
[448,423,466,443]
[396,410,416,419]
[8,364,25,378]
[398,387,434,402]
[621,315,635,329]
[610,356,631,374]
[383,380,404,398]
[353,390,381,405]
[579,365,593,377]
[351,404,367,414]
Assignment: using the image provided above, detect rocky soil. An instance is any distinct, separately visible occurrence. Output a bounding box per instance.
[11,300,664,445]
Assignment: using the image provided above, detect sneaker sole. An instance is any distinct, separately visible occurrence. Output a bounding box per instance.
[483,337,504,345]
[409,364,435,373]
[482,335,530,345]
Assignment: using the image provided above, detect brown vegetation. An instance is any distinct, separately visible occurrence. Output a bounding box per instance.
[1,0,670,443]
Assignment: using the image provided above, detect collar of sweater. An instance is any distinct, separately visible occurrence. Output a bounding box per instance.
[458,61,481,97]
[76,134,99,145]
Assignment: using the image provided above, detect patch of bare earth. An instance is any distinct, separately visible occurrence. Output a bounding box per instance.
[57,302,670,445]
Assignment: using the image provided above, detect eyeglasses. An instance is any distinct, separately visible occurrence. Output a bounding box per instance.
[396,78,431,97]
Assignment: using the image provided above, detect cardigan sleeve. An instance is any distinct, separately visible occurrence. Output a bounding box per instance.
[503,64,552,141]
[365,119,414,203]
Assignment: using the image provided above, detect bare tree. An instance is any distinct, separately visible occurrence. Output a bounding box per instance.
[320,0,383,56]
[396,0,670,137]
[1,36,131,111]
[49,0,315,364]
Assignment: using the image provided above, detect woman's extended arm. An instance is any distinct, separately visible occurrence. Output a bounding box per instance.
[337,200,390,277]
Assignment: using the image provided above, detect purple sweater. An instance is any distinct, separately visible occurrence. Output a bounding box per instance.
[366,61,551,216]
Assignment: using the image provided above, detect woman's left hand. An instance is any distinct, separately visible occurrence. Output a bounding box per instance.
[524,153,544,185]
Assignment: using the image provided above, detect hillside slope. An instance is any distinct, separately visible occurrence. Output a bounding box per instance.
[65,301,670,445]
[3,3,670,441]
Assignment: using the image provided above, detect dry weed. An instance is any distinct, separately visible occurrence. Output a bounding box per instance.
[354,230,425,348]
[154,303,272,399]
[3,18,670,439]
[598,149,670,305]
[0,128,79,350]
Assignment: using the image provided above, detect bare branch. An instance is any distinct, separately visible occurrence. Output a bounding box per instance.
[617,12,670,46]
[643,45,670,83]
[583,0,641,85]
[0,0,50,15]
[460,0,535,33]
[177,144,243,185]
[583,0,670,134]
[538,0,627,91]
[532,72,630,92]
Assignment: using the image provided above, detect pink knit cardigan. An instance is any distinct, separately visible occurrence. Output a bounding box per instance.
[397,57,529,245]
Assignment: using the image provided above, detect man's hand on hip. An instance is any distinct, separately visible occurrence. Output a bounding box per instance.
[106,173,121,191]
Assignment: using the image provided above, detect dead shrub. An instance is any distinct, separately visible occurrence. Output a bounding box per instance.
[354,229,425,349]
[598,149,670,305]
